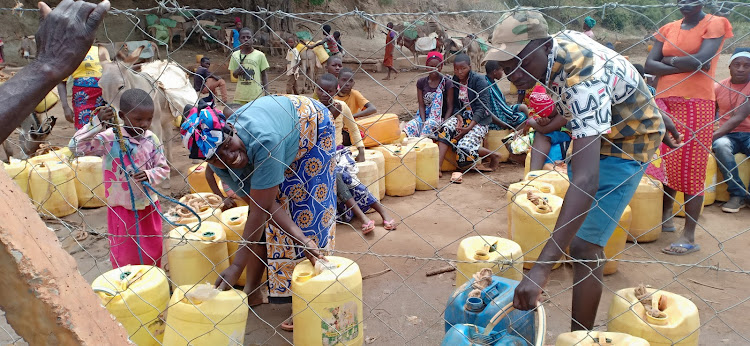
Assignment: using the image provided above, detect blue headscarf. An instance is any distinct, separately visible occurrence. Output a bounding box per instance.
[584,16,597,29]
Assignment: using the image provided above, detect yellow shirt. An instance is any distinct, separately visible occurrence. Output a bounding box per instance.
[335,89,369,114]
[70,46,102,80]
[334,100,364,148]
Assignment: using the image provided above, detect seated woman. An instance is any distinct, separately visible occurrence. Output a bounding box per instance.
[404,52,454,137]
[436,53,499,181]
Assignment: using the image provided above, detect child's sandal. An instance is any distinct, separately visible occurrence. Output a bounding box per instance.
[450,172,463,184]
[384,219,398,231]
[361,220,375,235]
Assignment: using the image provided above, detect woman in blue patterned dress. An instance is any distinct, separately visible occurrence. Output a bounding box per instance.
[180,95,336,331]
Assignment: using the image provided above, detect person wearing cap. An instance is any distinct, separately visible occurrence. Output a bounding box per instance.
[712,48,750,213]
[180,95,335,330]
[646,0,733,255]
[582,16,596,39]
[404,51,455,137]
[486,9,678,329]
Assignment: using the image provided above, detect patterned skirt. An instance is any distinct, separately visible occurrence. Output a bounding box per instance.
[657,97,715,196]
[72,77,105,130]
[436,114,489,168]
[264,95,337,300]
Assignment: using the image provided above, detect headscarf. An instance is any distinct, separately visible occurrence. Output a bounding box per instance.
[180,106,227,160]
[234,17,242,26]
[730,48,750,64]
[584,16,597,29]
[426,51,443,63]
[528,85,555,118]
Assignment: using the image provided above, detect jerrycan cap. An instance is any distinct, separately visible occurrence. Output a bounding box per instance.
[464,297,485,312]
[228,216,243,225]
[474,250,490,260]
[194,165,205,172]
[539,186,551,193]
[200,231,216,240]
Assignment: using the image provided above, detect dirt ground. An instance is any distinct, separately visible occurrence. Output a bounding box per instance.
[1,40,749,345]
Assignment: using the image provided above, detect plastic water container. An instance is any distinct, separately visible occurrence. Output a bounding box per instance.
[29,161,78,217]
[442,324,529,346]
[455,236,524,286]
[91,265,170,345]
[219,206,249,286]
[163,284,248,345]
[374,144,417,197]
[525,170,569,199]
[510,192,564,269]
[186,163,216,194]
[177,193,223,224]
[72,156,106,208]
[292,256,363,346]
[35,90,60,113]
[444,276,537,342]
[1,159,32,196]
[603,205,631,275]
[441,151,459,172]
[524,152,531,176]
[506,180,556,236]
[28,147,72,165]
[556,331,650,346]
[408,141,439,190]
[166,221,230,288]
[703,156,717,205]
[355,160,380,200]
[716,153,750,202]
[628,177,663,243]
[351,147,386,199]
[484,129,512,163]
[608,287,699,345]
[356,114,401,148]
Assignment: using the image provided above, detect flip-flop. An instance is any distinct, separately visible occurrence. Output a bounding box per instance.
[662,243,700,256]
[450,172,463,184]
[280,319,293,332]
[662,224,677,233]
[361,220,375,235]
[383,219,399,231]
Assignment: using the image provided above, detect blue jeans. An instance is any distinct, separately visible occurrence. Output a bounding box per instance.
[568,156,644,247]
[712,132,750,199]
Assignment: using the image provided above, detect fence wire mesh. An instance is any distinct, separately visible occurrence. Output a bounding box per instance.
[0,0,749,345]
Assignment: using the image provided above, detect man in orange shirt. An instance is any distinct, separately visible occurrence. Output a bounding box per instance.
[712,49,750,213]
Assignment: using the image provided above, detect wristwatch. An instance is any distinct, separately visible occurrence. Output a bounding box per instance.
[670,57,677,66]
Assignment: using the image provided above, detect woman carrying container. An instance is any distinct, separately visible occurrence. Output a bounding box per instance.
[180,95,334,332]
[646,0,733,255]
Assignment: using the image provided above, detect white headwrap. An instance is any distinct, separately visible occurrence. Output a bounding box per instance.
[730,51,750,64]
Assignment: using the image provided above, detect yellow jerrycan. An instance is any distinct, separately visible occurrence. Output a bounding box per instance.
[716,153,750,202]
[506,180,556,236]
[176,193,223,224]
[72,156,106,208]
[455,236,524,286]
[163,284,248,345]
[525,170,569,199]
[351,147,386,200]
[374,144,417,197]
[608,286,699,346]
[355,160,380,200]
[484,129,512,162]
[1,159,32,196]
[603,205,631,275]
[28,146,72,165]
[510,191,564,270]
[408,141,439,190]
[186,162,218,194]
[356,113,401,148]
[703,155,717,205]
[166,221,230,288]
[441,150,459,172]
[628,177,663,243]
[29,161,78,217]
[219,206,249,286]
[524,151,531,176]
[91,265,170,345]
[292,256,363,346]
[35,89,60,113]
[556,331,650,346]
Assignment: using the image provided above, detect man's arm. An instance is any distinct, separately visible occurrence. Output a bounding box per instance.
[714,97,750,142]
[0,0,109,143]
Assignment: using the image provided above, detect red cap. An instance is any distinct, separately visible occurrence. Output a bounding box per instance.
[528,85,554,118]
[426,51,443,63]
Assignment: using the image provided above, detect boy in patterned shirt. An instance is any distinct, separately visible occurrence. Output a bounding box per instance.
[487,9,680,330]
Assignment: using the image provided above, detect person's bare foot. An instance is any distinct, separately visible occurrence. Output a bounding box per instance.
[439,171,443,178]
[382,76,390,81]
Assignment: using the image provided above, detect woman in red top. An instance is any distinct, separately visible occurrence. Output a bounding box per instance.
[646,0,733,255]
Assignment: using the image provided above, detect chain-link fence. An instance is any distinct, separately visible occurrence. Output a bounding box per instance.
[0,0,749,345]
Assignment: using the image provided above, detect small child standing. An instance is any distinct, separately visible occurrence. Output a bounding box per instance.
[317,73,397,233]
[71,89,169,269]
[285,37,301,94]
[525,85,571,171]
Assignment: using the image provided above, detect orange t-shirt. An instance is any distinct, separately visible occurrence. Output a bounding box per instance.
[715,78,750,133]
[335,89,369,114]
[654,14,733,101]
